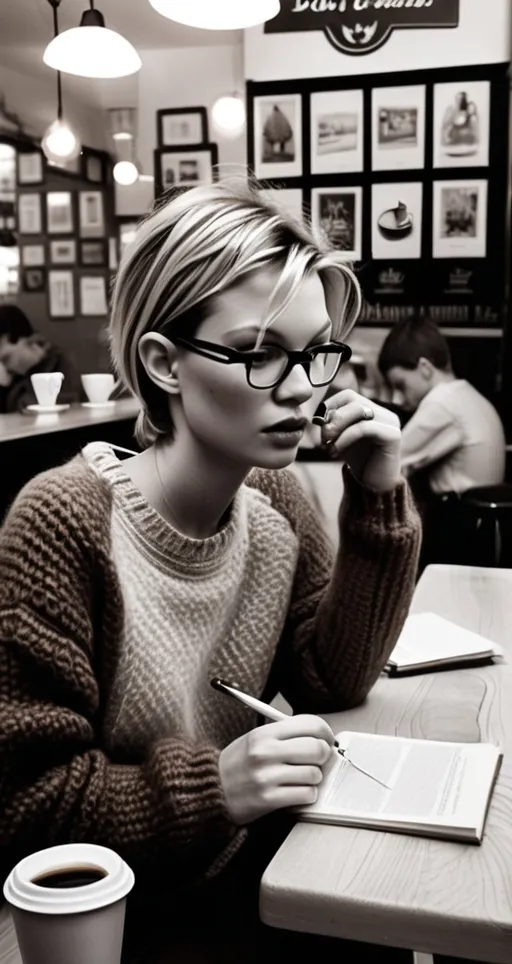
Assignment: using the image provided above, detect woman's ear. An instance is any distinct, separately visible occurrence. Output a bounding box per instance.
[138,332,180,395]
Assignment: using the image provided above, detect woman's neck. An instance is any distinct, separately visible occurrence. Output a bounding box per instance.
[123,435,249,539]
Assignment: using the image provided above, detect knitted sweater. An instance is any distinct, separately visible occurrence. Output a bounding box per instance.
[0,450,420,891]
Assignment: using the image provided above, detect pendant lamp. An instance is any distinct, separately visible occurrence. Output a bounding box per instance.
[41,69,81,164]
[147,0,280,30]
[43,0,141,79]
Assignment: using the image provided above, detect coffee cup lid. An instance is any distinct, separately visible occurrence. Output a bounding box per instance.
[3,844,134,915]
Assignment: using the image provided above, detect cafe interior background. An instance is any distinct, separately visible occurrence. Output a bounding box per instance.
[0,0,511,529]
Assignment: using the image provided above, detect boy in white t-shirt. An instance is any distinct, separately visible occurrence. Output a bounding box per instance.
[378,319,505,495]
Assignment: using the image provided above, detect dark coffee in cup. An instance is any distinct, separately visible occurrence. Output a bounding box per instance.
[32,866,107,889]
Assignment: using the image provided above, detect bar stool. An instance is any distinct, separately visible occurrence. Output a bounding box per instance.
[459,484,512,567]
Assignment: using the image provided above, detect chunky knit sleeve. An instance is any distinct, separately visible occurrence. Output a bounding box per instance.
[248,464,421,712]
[0,461,244,885]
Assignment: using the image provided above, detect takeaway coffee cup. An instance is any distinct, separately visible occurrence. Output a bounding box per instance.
[30,371,64,407]
[3,843,135,964]
[81,373,115,404]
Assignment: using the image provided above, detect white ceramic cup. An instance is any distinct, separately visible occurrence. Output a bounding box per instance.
[3,843,135,964]
[81,373,115,404]
[30,372,64,407]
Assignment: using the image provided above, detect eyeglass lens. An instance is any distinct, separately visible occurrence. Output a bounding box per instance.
[248,346,342,389]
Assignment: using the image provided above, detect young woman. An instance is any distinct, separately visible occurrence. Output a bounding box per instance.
[0,180,420,963]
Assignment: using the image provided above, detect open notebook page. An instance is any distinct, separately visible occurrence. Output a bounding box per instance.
[299,731,501,836]
[388,612,503,668]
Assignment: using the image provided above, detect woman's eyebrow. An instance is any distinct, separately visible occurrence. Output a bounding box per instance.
[224,320,332,342]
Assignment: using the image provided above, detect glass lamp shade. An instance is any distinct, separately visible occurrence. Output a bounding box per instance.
[212,95,246,138]
[113,161,139,186]
[148,0,280,29]
[43,22,141,79]
[41,118,81,163]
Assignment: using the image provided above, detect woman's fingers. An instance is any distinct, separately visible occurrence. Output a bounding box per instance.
[324,389,401,430]
[325,418,402,457]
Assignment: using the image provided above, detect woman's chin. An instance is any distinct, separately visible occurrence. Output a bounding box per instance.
[251,447,299,470]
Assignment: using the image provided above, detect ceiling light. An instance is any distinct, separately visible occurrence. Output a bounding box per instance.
[212,94,246,138]
[43,1,141,79]
[42,116,81,163]
[147,0,280,30]
[113,161,139,186]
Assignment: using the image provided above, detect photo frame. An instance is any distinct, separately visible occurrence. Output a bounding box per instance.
[48,269,75,318]
[154,144,219,196]
[50,239,76,264]
[433,80,490,169]
[81,147,108,184]
[22,267,46,293]
[311,187,363,261]
[372,85,426,172]
[17,150,44,186]
[157,107,209,147]
[21,244,45,267]
[80,239,107,266]
[79,275,108,316]
[371,182,423,259]
[47,192,74,234]
[79,191,105,237]
[18,193,42,235]
[310,89,363,175]
[432,179,488,258]
[253,94,303,180]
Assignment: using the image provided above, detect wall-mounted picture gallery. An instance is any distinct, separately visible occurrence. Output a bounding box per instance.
[247,63,508,328]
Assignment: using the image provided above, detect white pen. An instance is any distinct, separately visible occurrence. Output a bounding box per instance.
[210,677,390,788]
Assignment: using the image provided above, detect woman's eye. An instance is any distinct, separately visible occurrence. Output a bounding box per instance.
[250,346,282,367]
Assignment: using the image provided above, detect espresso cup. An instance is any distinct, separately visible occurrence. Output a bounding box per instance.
[3,843,135,964]
[30,372,64,407]
[81,373,115,404]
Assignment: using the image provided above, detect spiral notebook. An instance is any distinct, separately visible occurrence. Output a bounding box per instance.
[384,613,504,675]
[295,731,502,844]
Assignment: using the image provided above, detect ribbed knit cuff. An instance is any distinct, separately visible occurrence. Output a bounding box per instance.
[341,464,418,533]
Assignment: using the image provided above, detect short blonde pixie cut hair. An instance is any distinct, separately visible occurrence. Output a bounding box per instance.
[110,178,362,448]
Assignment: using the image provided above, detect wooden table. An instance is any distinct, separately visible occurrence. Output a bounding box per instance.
[260,564,512,963]
[0,398,140,443]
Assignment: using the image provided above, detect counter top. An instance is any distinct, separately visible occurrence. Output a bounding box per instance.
[0,398,141,443]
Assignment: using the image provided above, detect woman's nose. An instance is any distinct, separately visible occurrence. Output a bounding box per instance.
[274,362,314,405]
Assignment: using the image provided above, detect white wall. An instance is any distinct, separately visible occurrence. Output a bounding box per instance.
[245,0,511,80]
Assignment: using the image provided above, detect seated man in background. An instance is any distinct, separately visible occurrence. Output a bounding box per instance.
[378,318,506,569]
[378,317,505,495]
[0,304,75,412]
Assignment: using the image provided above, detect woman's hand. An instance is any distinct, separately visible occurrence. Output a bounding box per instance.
[218,715,335,825]
[320,389,402,492]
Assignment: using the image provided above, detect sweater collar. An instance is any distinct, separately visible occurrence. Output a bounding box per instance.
[82,442,246,572]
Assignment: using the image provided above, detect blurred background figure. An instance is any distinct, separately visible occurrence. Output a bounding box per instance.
[0,304,75,412]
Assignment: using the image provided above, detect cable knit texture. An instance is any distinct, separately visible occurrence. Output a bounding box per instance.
[0,446,421,894]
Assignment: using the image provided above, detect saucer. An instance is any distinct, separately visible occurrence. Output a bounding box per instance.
[81,401,116,409]
[26,403,70,414]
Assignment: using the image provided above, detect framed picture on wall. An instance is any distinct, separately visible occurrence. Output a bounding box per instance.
[311,187,363,261]
[80,239,107,265]
[81,147,108,184]
[259,187,303,223]
[49,269,75,318]
[157,107,209,147]
[371,85,426,172]
[433,81,490,169]
[22,267,46,292]
[50,239,76,264]
[21,244,45,266]
[254,94,302,180]
[310,89,363,175]
[79,191,105,237]
[18,193,42,234]
[47,192,74,234]
[79,275,108,316]
[17,151,44,186]
[119,220,138,259]
[432,179,488,258]
[154,144,218,195]
[372,182,423,259]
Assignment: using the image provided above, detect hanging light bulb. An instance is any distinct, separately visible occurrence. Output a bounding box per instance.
[148,0,280,30]
[42,71,81,164]
[113,161,139,186]
[43,0,141,79]
[212,94,246,138]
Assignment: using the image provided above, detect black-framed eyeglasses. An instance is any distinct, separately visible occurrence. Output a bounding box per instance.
[169,335,352,390]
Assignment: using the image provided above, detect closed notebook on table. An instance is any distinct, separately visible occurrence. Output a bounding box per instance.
[294,731,502,844]
[384,612,504,675]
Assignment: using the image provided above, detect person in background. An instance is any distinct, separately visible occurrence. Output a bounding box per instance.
[0,180,420,964]
[378,317,505,496]
[0,304,74,412]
